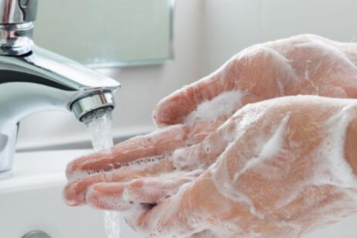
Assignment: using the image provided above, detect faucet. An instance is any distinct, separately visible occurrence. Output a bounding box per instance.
[0,0,121,172]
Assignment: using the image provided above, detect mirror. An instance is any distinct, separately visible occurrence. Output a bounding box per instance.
[35,0,174,67]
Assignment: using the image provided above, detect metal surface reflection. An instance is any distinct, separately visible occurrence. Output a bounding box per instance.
[0,0,121,173]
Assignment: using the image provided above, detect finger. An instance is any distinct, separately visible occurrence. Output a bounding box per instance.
[86,182,128,211]
[66,124,189,181]
[132,197,199,238]
[65,116,235,206]
[152,57,244,128]
[130,176,215,238]
[86,175,195,211]
[123,176,195,205]
[64,159,175,206]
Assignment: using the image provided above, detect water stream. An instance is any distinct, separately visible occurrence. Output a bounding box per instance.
[82,107,121,238]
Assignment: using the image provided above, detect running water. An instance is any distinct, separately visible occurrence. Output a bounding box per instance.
[82,107,121,238]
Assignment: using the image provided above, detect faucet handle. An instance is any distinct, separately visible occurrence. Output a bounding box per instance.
[0,0,38,24]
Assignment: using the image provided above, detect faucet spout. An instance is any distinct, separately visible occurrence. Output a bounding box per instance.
[0,45,120,172]
[0,0,121,172]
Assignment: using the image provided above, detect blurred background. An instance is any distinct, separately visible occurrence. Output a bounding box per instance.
[17,0,357,151]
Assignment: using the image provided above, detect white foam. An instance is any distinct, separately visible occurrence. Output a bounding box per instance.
[313,104,357,188]
[208,113,290,219]
[184,90,246,126]
[233,114,289,182]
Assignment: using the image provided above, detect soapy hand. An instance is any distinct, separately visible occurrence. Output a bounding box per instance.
[65,34,357,205]
[64,35,357,237]
[83,96,357,238]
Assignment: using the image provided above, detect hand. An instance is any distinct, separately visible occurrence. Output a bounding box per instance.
[65,34,357,206]
[86,96,357,238]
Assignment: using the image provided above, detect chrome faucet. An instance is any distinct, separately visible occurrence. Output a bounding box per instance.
[0,0,121,172]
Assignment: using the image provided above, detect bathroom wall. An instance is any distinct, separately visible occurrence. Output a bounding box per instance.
[17,0,357,150]
[201,0,357,75]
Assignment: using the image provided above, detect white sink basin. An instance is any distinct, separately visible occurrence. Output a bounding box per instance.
[0,150,141,238]
[1,150,357,238]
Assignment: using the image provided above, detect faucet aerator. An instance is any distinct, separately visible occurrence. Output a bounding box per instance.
[71,91,115,122]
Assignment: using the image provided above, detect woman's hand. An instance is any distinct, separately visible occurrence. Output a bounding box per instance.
[86,96,357,238]
[64,34,357,206]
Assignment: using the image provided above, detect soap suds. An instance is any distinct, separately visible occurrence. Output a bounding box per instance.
[313,104,357,188]
[184,90,246,126]
[233,114,289,182]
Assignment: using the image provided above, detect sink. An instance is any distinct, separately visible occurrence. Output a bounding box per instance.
[0,150,141,238]
[1,150,357,238]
